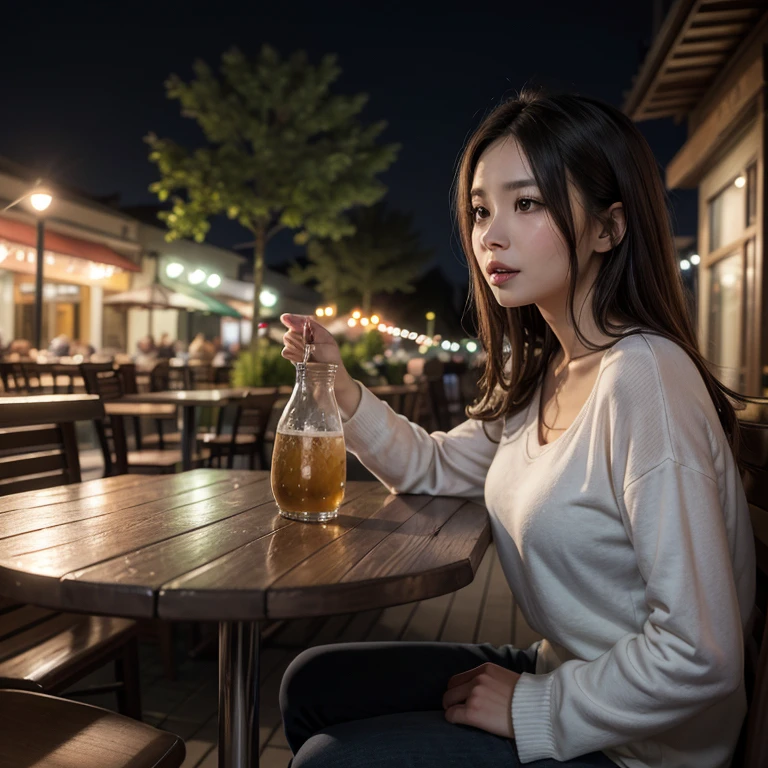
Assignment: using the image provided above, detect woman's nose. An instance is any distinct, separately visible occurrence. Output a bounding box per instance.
[480,218,510,251]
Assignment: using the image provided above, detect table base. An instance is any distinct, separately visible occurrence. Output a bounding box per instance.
[219,620,260,768]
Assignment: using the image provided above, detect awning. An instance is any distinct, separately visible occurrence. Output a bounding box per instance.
[162,278,242,318]
[104,283,210,312]
[0,217,141,273]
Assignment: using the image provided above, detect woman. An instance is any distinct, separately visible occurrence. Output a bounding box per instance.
[277,90,756,768]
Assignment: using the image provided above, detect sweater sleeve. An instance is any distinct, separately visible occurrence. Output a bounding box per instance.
[511,458,746,761]
[342,382,502,503]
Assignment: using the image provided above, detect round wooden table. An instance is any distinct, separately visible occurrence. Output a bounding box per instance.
[0,469,490,768]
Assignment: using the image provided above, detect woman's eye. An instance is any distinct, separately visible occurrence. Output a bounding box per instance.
[516,198,541,213]
[472,206,489,223]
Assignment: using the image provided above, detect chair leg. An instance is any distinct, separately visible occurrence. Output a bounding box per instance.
[248,449,256,470]
[133,417,143,452]
[156,419,165,450]
[159,622,176,681]
[115,635,143,720]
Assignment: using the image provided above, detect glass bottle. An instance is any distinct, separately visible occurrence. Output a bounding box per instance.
[270,361,346,522]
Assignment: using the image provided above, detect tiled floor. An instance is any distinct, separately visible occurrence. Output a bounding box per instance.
[62,542,539,767]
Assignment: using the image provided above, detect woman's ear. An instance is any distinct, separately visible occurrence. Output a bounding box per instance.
[594,202,626,253]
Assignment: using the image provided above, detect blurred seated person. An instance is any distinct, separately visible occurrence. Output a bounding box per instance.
[212,340,239,367]
[157,332,175,359]
[48,334,71,357]
[188,332,215,364]
[69,339,95,358]
[135,335,157,371]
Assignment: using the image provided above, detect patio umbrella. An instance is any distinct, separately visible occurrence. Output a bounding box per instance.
[104,283,210,337]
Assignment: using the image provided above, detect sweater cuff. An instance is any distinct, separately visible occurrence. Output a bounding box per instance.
[341,382,391,452]
[512,671,556,762]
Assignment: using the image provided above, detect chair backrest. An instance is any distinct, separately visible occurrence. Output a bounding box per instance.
[0,395,104,495]
[80,362,123,402]
[235,390,281,440]
[117,363,139,395]
[735,400,768,766]
[188,363,214,389]
[167,363,188,391]
[79,363,129,476]
[150,360,170,392]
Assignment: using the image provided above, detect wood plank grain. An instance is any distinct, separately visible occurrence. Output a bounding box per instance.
[267,491,428,590]
[157,483,383,621]
[440,543,494,643]
[476,543,514,646]
[401,592,453,642]
[0,477,273,612]
[0,471,260,537]
[64,495,289,617]
[265,498,489,619]
[0,472,268,556]
[0,468,234,514]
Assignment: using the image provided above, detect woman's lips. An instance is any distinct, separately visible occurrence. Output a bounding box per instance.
[489,271,520,286]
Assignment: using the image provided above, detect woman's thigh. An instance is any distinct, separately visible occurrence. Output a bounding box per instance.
[291,711,616,768]
[280,640,539,755]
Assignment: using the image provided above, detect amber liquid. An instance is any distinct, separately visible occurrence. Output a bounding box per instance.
[271,430,346,516]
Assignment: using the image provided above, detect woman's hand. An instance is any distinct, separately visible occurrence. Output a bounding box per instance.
[279,314,343,367]
[442,663,521,739]
[279,314,362,418]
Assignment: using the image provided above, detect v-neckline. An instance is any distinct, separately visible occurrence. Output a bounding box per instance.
[525,349,611,460]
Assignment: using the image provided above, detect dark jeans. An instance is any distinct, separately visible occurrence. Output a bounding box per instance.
[279,641,618,767]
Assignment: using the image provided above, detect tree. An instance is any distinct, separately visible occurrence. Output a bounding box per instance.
[290,202,432,315]
[146,46,399,332]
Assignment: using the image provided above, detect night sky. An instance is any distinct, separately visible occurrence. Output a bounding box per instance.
[1,0,696,286]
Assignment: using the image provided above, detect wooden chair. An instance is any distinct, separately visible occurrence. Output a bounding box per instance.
[80,363,182,476]
[0,396,142,719]
[0,689,184,767]
[117,363,179,451]
[733,400,768,766]
[0,395,101,495]
[198,389,280,469]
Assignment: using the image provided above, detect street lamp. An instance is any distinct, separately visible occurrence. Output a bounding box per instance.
[2,180,53,350]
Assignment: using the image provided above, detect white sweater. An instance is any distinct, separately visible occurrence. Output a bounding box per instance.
[341,333,756,768]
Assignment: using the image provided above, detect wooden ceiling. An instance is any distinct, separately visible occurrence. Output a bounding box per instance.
[623,0,767,122]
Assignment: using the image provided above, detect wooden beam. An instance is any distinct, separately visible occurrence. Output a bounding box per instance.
[685,22,750,39]
[667,53,729,68]
[658,67,723,85]
[694,9,763,25]
[667,57,764,188]
[676,39,739,53]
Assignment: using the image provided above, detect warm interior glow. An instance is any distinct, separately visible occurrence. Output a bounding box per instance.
[188,269,206,284]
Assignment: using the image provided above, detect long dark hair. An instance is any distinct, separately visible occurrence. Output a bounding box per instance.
[455,88,759,466]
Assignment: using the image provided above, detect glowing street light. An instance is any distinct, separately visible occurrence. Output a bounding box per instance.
[348,318,357,327]
[315,308,325,317]
[1,179,55,349]
[324,306,334,316]
[370,314,380,324]
[352,310,361,319]
[188,269,206,284]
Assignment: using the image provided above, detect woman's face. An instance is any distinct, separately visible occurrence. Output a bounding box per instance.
[470,137,596,312]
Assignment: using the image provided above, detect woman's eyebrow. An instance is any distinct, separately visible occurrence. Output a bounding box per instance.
[470,178,538,197]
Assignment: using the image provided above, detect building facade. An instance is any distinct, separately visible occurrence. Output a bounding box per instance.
[0,158,320,355]
[624,0,768,396]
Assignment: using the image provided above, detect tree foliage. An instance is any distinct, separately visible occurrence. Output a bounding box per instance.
[290,202,432,314]
[146,45,399,330]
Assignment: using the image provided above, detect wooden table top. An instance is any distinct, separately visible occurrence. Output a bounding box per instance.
[0,470,490,623]
[0,394,102,424]
[119,388,254,406]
